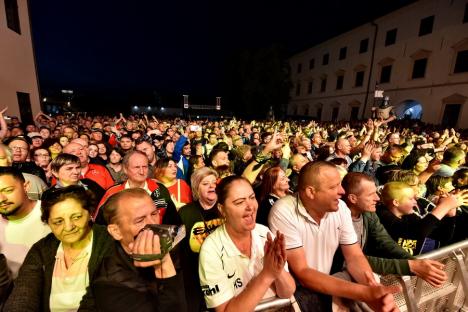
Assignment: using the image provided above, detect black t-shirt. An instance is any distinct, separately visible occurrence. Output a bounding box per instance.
[179,201,223,312]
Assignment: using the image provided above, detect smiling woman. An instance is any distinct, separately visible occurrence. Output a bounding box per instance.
[4,186,113,311]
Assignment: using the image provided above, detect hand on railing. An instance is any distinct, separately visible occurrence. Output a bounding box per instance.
[363,271,401,312]
[408,259,447,287]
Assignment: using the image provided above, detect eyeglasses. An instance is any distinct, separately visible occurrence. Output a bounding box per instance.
[10,146,28,151]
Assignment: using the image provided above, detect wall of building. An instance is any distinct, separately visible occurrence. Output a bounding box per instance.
[0,0,41,122]
[289,0,468,128]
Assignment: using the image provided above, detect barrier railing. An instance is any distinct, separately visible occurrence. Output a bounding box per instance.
[380,239,468,312]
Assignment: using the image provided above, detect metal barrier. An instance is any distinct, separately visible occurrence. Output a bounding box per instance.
[380,239,468,312]
[254,296,294,311]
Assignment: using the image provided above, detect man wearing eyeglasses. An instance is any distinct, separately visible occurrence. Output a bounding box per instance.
[0,167,50,278]
[7,137,47,183]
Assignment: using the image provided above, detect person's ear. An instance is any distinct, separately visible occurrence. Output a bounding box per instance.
[23,180,31,193]
[304,185,315,200]
[392,199,399,207]
[51,170,59,179]
[107,224,123,241]
[217,203,225,218]
[348,193,358,205]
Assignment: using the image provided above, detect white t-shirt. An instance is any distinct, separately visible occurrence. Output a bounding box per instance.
[268,194,357,274]
[199,223,283,308]
[0,200,51,278]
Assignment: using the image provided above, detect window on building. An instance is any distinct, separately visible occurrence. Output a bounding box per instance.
[307,81,313,94]
[4,0,21,34]
[336,75,344,90]
[380,65,392,83]
[412,58,428,79]
[320,77,327,92]
[463,3,468,23]
[359,38,369,54]
[297,63,302,74]
[339,47,347,60]
[295,82,301,96]
[385,28,397,46]
[309,59,315,70]
[419,15,434,37]
[322,53,329,65]
[355,71,365,87]
[317,107,322,120]
[331,107,339,121]
[454,50,468,73]
[350,106,360,120]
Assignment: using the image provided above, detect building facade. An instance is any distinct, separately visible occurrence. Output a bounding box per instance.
[0,0,41,123]
[288,0,468,128]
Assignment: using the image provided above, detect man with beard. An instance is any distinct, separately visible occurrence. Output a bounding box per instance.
[0,167,50,278]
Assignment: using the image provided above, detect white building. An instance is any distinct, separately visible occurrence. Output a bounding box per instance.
[0,0,41,123]
[288,0,468,128]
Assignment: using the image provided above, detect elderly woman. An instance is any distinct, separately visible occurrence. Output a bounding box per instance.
[257,167,290,226]
[179,167,223,312]
[4,186,113,311]
[154,158,192,210]
[199,176,295,311]
[44,154,105,211]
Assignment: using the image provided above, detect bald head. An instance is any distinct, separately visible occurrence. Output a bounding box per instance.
[63,142,88,165]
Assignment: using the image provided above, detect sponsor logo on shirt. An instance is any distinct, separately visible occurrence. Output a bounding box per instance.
[202,284,219,296]
[398,238,417,255]
[227,271,235,279]
[233,277,243,289]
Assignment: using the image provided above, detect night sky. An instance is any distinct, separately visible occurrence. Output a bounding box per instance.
[29,0,414,111]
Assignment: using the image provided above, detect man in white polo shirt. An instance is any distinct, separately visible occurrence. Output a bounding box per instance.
[269,161,400,312]
[0,167,50,278]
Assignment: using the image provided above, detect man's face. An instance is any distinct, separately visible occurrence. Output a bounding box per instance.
[302,138,312,151]
[310,167,345,213]
[182,144,191,157]
[63,127,75,139]
[389,133,400,145]
[26,124,36,132]
[0,175,27,217]
[91,131,103,142]
[124,153,149,184]
[212,151,230,168]
[120,138,133,150]
[63,142,88,165]
[39,128,50,139]
[338,139,352,155]
[111,195,160,253]
[293,154,309,173]
[209,134,218,145]
[353,180,380,213]
[312,134,322,145]
[371,147,383,161]
[135,142,155,163]
[8,140,29,162]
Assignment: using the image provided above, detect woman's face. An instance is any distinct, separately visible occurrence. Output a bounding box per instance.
[166,142,175,154]
[48,198,91,246]
[59,136,69,147]
[415,156,429,173]
[109,150,122,164]
[56,163,81,185]
[97,143,106,155]
[88,145,98,158]
[273,170,290,193]
[33,148,51,167]
[163,161,178,180]
[198,175,217,203]
[195,157,205,169]
[220,180,258,234]
[49,142,62,155]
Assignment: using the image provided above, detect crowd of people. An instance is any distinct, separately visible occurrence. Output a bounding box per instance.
[0,108,467,311]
